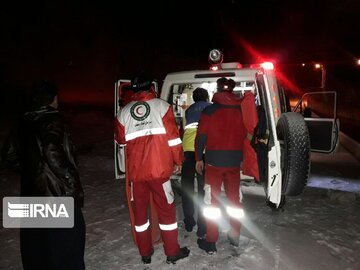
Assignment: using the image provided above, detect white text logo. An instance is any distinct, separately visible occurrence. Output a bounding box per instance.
[8,202,69,218]
[3,197,74,228]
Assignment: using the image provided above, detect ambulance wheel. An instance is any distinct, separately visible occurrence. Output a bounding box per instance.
[276,112,310,196]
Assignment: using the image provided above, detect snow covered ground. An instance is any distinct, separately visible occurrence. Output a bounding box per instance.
[1,108,360,270]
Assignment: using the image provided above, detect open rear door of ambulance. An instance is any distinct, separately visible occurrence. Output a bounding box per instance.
[114,79,132,179]
[293,91,340,153]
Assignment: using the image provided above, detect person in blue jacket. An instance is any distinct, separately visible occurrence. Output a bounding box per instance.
[181,87,211,237]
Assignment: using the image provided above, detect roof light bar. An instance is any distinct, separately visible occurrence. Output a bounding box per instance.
[250,62,274,70]
[210,65,219,71]
[260,62,274,70]
[221,62,242,69]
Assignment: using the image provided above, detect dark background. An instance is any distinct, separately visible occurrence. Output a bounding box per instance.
[1,0,360,141]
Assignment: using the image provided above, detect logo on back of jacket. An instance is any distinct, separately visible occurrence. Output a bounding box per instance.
[130,102,151,125]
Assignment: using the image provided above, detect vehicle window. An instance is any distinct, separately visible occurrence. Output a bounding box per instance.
[167,80,260,117]
[233,81,256,98]
[278,85,291,113]
[255,75,273,146]
[167,83,215,106]
[294,92,337,118]
[254,79,265,108]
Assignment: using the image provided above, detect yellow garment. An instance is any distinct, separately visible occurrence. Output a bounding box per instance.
[182,128,197,152]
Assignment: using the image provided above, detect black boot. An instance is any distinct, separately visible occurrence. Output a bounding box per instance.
[141,248,154,264]
[166,247,190,264]
[197,238,217,255]
[227,234,239,247]
[184,218,196,232]
[196,227,206,238]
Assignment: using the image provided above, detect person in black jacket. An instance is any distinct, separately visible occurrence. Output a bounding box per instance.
[18,80,85,270]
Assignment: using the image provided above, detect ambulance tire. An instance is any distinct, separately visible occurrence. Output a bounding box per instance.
[276,112,310,196]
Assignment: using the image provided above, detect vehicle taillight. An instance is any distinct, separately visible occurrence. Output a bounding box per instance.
[210,65,219,71]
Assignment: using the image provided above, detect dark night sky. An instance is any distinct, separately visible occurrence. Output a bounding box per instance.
[1,0,360,107]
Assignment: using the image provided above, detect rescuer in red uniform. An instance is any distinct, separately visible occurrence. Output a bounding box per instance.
[114,72,190,264]
[195,77,247,254]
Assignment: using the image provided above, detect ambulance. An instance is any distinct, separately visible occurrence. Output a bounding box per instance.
[114,49,339,208]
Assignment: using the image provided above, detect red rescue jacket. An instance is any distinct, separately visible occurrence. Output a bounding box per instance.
[114,91,184,182]
[195,91,246,168]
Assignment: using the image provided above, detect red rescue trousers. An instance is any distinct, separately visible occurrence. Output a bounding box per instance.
[132,179,180,256]
[204,165,242,243]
